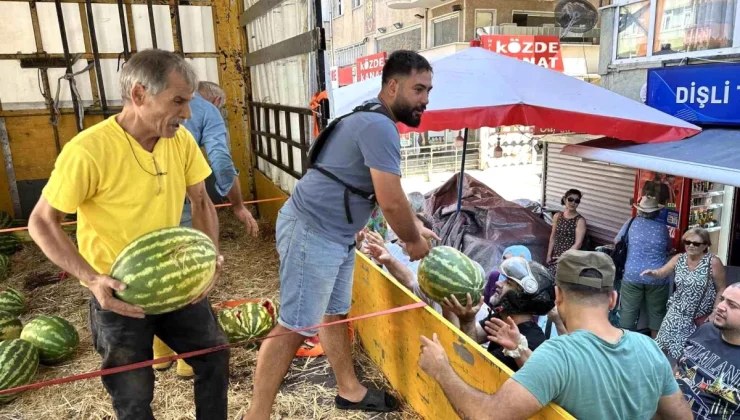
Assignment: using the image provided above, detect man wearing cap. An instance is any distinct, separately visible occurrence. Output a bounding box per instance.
[417,250,692,419]
[443,257,554,372]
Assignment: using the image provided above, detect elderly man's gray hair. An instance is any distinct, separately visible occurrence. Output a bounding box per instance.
[120,49,199,104]
[198,81,226,105]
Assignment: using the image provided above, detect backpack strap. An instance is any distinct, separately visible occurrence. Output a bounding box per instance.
[307,102,394,224]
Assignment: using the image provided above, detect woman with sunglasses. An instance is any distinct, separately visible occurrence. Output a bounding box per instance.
[643,228,727,359]
[546,189,587,276]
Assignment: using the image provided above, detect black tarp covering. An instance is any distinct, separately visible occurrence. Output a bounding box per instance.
[423,173,552,274]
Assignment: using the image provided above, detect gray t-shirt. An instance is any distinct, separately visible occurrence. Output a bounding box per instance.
[289,100,400,245]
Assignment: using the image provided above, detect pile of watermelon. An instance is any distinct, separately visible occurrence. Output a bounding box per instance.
[0,211,20,281]
[0,287,79,404]
[417,246,485,305]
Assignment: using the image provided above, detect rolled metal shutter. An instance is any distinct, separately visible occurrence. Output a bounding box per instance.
[543,143,636,245]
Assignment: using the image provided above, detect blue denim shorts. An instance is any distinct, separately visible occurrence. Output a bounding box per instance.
[276,204,355,337]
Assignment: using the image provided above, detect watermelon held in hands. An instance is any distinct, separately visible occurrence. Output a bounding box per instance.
[0,311,21,341]
[110,227,218,315]
[20,315,79,364]
[417,246,484,305]
[218,299,277,344]
[0,339,39,404]
[0,288,25,317]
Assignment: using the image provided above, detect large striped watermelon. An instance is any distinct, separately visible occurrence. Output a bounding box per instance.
[0,212,12,230]
[218,300,276,343]
[20,315,79,364]
[417,246,484,305]
[0,254,10,281]
[0,312,21,341]
[110,227,218,315]
[0,288,24,317]
[0,339,39,404]
[0,235,19,256]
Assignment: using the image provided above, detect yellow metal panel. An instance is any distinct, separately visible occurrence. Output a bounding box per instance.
[254,170,287,227]
[212,0,253,200]
[350,253,575,420]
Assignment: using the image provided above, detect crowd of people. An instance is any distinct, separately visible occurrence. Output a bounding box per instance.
[22,45,739,420]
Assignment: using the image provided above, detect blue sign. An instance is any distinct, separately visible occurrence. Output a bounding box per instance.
[647,63,740,126]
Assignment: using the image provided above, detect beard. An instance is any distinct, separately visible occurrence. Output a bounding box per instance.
[391,98,425,128]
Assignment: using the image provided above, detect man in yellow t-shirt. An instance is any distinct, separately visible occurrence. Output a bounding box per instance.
[28,49,229,420]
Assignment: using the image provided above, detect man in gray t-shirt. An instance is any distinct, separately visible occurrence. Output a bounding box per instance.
[245,51,438,419]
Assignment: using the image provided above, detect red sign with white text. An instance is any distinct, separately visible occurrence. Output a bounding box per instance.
[356,52,387,82]
[338,66,354,86]
[480,35,564,72]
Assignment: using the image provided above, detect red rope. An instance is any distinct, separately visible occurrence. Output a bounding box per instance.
[0,301,426,395]
[0,197,287,234]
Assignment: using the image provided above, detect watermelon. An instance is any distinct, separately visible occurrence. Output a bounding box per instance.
[0,312,21,341]
[0,339,39,404]
[110,227,218,315]
[0,235,20,256]
[0,288,24,317]
[0,254,9,281]
[20,315,79,364]
[218,300,276,343]
[417,246,484,305]
[0,212,12,230]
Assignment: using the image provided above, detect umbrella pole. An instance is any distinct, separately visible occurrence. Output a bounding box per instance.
[456,128,469,214]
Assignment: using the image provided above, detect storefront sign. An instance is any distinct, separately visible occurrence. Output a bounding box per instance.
[338,65,354,86]
[480,35,564,72]
[330,66,339,89]
[647,63,740,126]
[356,52,387,82]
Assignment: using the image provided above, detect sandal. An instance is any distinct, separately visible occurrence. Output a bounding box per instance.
[335,388,399,413]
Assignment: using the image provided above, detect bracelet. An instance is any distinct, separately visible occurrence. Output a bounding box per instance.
[502,335,528,358]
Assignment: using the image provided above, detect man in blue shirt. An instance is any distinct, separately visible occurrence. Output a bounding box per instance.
[180,81,258,236]
[153,81,258,379]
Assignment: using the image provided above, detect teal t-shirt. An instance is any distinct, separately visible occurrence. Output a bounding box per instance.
[512,330,678,419]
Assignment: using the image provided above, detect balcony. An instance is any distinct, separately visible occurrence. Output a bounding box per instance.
[387,0,453,10]
[482,25,600,44]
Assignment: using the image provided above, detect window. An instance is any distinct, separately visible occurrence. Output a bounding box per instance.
[616,1,650,59]
[653,0,736,54]
[432,14,459,47]
[376,27,422,54]
[352,0,361,8]
[614,0,740,61]
[475,10,497,35]
[333,0,343,17]
[512,11,558,27]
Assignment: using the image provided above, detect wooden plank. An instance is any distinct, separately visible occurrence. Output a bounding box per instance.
[0,52,219,60]
[2,114,104,182]
[213,0,254,200]
[0,0,213,4]
[239,0,282,27]
[253,170,287,226]
[78,2,102,109]
[0,119,18,217]
[243,29,321,68]
[350,254,575,420]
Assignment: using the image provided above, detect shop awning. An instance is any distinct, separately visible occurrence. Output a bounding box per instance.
[561,128,740,187]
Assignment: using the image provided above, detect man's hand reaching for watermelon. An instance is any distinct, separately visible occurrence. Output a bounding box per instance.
[88,275,146,318]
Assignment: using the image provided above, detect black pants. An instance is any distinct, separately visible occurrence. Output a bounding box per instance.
[89,297,230,420]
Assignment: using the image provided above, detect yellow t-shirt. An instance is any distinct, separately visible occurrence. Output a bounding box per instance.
[42,116,212,275]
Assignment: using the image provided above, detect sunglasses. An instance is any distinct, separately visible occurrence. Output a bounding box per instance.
[567,197,581,204]
[684,240,705,247]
